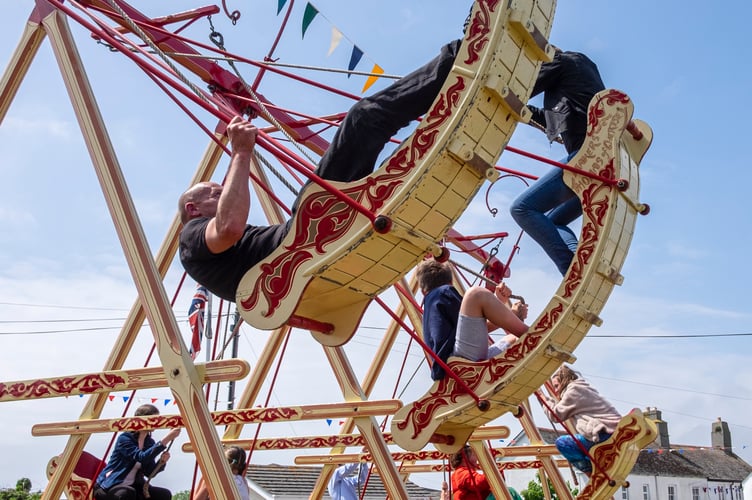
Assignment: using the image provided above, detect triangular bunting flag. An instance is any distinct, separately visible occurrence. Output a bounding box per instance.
[326,419,333,426]
[108,395,114,402]
[164,399,171,406]
[122,396,129,403]
[339,420,345,425]
[347,46,364,77]
[151,398,158,403]
[277,0,288,15]
[361,64,384,93]
[327,27,343,56]
[302,3,319,38]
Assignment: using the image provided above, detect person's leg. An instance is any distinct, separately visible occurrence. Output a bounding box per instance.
[547,196,581,252]
[315,39,462,183]
[510,166,579,275]
[460,286,526,337]
[555,434,595,473]
[145,485,172,500]
[104,485,138,500]
[487,334,518,358]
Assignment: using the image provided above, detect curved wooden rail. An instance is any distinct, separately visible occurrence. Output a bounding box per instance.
[577,408,657,499]
[46,451,103,500]
[391,88,653,452]
[236,0,557,346]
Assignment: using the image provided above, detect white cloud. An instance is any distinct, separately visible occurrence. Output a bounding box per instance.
[2,116,76,141]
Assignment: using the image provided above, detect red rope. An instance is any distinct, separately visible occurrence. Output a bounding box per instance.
[504,145,618,185]
[380,287,485,406]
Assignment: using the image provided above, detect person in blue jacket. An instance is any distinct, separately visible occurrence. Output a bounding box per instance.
[93,404,180,500]
[417,260,462,381]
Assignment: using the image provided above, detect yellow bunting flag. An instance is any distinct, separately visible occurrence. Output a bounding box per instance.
[362,64,384,93]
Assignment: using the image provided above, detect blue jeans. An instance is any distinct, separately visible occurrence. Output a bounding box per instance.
[509,151,581,275]
[554,430,612,473]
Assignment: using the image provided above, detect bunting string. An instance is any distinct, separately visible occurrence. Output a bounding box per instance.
[284,0,388,92]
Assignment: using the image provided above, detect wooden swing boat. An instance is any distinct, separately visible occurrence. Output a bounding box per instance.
[236,0,557,346]
[391,88,653,453]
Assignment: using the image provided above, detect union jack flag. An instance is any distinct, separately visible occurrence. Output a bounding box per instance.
[188,285,208,359]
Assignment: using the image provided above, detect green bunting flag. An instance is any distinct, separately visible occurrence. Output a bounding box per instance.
[302,3,319,38]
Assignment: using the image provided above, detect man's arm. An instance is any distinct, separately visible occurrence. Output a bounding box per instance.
[205,116,258,254]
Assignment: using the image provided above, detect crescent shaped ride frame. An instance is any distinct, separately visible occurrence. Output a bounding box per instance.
[236,0,557,346]
[391,88,652,454]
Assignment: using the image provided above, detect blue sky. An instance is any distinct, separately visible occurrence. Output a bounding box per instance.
[1,0,751,494]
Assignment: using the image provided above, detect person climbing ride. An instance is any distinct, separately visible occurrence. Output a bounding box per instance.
[543,364,621,474]
[509,47,606,275]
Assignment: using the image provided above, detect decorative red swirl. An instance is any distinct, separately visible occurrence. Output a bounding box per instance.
[241,77,467,319]
[588,89,630,134]
[464,0,500,64]
[1,373,127,400]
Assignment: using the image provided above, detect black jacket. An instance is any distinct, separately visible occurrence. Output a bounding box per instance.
[528,50,605,154]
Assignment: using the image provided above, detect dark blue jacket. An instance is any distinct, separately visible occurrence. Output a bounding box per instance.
[96,431,166,490]
[423,284,462,380]
[529,50,605,154]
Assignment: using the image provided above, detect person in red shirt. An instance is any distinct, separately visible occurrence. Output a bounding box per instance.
[450,444,491,500]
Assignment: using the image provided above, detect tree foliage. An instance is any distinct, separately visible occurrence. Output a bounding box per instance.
[521,472,578,500]
[0,478,41,500]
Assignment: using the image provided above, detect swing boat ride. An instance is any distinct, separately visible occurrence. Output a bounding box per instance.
[0,0,655,498]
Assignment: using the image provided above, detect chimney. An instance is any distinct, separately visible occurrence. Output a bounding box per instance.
[644,407,670,449]
[712,417,733,452]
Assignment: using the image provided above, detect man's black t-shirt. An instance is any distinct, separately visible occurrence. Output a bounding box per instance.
[179,218,289,301]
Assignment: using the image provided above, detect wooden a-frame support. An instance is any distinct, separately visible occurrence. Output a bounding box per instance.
[1,2,593,500]
[0,4,240,499]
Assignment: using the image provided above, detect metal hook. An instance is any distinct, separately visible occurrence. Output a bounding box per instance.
[221,1,241,25]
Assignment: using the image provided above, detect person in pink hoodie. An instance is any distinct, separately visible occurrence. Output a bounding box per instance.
[543,365,622,474]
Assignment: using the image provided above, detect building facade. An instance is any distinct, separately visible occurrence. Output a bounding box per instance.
[503,409,751,500]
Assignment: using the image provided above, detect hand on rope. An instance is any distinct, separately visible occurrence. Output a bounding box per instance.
[142,430,179,499]
[525,112,564,144]
[494,283,528,321]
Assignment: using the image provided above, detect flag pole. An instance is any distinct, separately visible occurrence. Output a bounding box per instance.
[227,309,241,411]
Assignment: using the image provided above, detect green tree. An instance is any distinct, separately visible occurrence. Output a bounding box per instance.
[172,490,191,500]
[0,478,42,500]
[521,472,578,500]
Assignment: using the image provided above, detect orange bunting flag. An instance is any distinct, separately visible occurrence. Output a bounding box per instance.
[362,64,384,93]
[328,27,343,56]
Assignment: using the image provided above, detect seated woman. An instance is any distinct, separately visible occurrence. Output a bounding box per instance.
[453,283,528,362]
[450,444,491,500]
[194,446,251,500]
[94,404,180,500]
[543,365,622,474]
[449,444,522,500]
